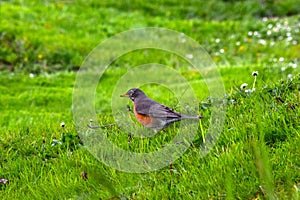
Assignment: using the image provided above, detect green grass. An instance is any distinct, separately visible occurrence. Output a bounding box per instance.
[0,0,300,199]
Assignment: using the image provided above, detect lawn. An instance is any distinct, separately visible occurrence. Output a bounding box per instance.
[0,0,299,199]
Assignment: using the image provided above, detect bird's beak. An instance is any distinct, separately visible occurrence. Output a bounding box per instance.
[120,93,129,97]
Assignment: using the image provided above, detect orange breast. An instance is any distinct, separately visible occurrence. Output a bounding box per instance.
[133,104,152,126]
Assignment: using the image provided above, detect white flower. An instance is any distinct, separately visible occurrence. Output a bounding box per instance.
[279,57,284,62]
[219,49,224,54]
[254,31,260,37]
[0,178,8,184]
[288,74,293,80]
[248,31,253,36]
[286,36,293,42]
[240,83,248,90]
[258,39,266,45]
[52,139,62,146]
[267,24,273,29]
[252,71,258,76]
[215,38,221,43]
[236,41,241,46]
[185,54,193,59]
[29,73,35,78]
[245,89,252,94]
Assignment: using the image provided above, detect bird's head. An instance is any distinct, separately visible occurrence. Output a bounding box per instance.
[120,88,146,101]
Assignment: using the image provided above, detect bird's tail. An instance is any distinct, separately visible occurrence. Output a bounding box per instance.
[181,114,203,119]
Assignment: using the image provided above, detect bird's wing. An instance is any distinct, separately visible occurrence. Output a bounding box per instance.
[135,98,181,119]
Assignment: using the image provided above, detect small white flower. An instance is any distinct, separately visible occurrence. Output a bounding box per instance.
[281,67,286,71]
[279,57,284,62]
[248,31,253,36]
[254,31,260,37]
[252,71,258,76]
[219,49,224,54]
[245,89,252,94]
[267,24,273,29]
[215,38,221,43]
[270,41,275,46]
[185,54,193,59]
[258,39,266,45]
[291,63,297,68]
[240,83,248,90]
[52,139,62,146]
[267,30,272,36]
[273,27,279,32]
[0,178,8,184]
[287,74,293,80]
[286,36,293,42]
[60,122,65,128]
[236,41,241,46]
[292,40,297,45]
[29,73,35,78]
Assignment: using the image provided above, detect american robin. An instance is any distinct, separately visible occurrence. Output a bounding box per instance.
[120,88,202,133]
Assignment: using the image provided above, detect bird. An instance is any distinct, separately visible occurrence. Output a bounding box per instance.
[120,88,202,133]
